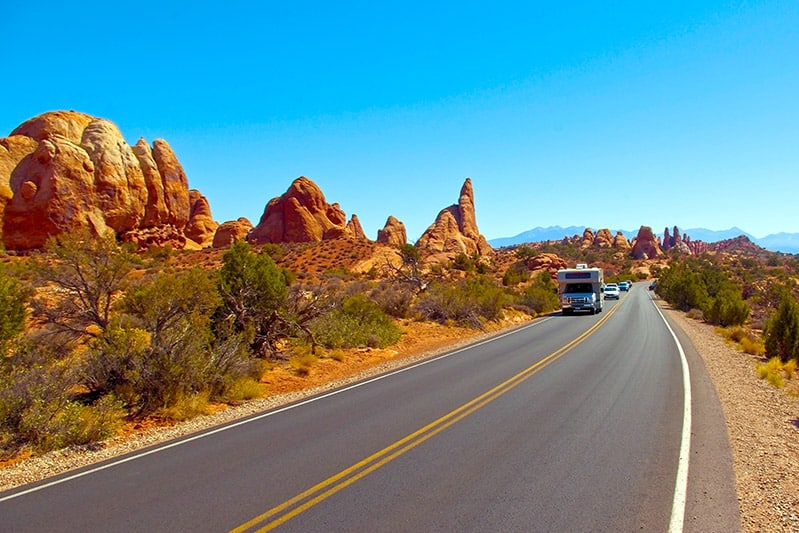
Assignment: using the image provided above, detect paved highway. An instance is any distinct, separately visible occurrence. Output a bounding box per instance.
[1,284,739,532]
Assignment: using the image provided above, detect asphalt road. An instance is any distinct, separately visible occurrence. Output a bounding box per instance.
[0,284,740,532]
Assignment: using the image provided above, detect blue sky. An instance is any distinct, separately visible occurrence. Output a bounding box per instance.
[2,1,797,241]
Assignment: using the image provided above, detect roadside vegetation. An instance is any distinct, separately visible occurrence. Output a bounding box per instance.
[655,253,799,388]
[0,232,561,459]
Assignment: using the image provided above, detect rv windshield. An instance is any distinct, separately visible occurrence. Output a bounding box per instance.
[564,283,592,294]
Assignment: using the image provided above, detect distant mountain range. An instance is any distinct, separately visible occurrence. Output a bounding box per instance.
[488,226,799,255]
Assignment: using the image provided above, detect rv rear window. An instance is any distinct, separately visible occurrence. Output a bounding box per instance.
[564,283,592,293]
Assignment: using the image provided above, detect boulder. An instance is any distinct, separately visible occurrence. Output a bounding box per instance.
[613,231,631,250]
[594,228,614,248]
[213,217,253,248]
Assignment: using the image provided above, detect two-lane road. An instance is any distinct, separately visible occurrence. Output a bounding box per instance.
[1,284,740,531]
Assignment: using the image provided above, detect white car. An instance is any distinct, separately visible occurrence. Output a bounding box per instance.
[604,284,620,300]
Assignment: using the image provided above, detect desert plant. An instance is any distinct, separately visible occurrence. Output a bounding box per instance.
[517,271,559,314]
[0,266,27,356]
[29,229,139,340]
[703,285,750,327]
[756,357,797,388]
[763,291,799,363]
[312,294,401,349]
[414,276,505,327]
[216,240,292,357]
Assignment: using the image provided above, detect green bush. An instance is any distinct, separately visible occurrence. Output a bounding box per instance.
[0,266,27,356]
[414,276,506,327]
[764,292,799,363]
[517,272,559,314]
[312,294,401,349]
[703,285,750,327]
[85,268,257,415]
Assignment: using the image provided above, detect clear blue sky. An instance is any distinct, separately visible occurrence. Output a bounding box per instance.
[2,1,797,241]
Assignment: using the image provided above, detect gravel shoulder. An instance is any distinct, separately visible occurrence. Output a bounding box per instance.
[2,307,798,532]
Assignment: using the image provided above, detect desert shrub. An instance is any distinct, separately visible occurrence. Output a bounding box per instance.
[0,341,124,454]
[369,280,414,318]
[703,285,750,327]
[313,294,401,349]
[756,357,796,388]
[29,229,138,340]
[0,266,27,356]
[656,262,709,312]
[85,268,257,415]
[216,241,294,358]
[414,276,505,327]
[502,264,529,287]
[516,271,559,314]
[763,292,799,363]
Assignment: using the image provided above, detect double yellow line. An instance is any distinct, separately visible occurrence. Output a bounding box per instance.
[231,305,618,532]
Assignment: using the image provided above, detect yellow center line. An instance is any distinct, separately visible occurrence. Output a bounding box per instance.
[231,303,620,533]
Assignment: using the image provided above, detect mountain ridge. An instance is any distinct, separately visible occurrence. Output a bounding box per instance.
[488,226,799,254]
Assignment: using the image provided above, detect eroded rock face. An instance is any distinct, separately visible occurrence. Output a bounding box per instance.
[416,178,493,261]
[247,176,357,244]
[377,215,407,247]
[0,111,212,250]
[594,228,614,248]
[613,231,631,250]
[631,226,662,259]
[213,217,253,248]
[184,190,219,247]
[347,214,368,241]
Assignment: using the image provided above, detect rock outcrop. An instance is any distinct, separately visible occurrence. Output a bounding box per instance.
[0,110,213,250]
[631,226,662,259]
[613,231,631,251]
[247,176,359,244]
[184,190,219,247]
[346,214,368,241]
[415,178,492,261]
[213,218,253,249]
[376,215,407,247]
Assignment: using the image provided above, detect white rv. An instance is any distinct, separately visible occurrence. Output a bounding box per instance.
[557,266,604,315]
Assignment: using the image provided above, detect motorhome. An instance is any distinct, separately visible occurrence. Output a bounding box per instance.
[557,265,604,315]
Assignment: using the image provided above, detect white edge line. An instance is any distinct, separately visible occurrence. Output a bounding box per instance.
[651,297,691,533]
[1,316,554,503]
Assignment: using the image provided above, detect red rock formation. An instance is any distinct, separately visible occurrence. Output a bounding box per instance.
[594,228,614,248]
[184,190,219,247]
[581,228,595,248]
[526,253,568,275]
[631,226,662,259]
[213,217,253,248]
[613,231,631,250]
[1,111,213,250]
[347,214,368,241]
[377,215,407,247]
[247,177,357,244]
[415,178,493,261]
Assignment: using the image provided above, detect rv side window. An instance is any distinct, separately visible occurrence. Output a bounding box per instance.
[564,283,592,293]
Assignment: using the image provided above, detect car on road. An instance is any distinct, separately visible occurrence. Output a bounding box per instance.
[604,284,620,299]
[618,281,630,291]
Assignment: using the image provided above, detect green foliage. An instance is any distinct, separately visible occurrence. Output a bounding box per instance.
[217,240,292,357]
[502,263,529,287]
[85,268,257,415]
[0,266,27,356]
[452,253,476,273]
[31,229,138,339]
[656,261,710,312]
[515,246,536,260]
[704,285,750,327]
[764,292,799,363]
[313,294,401,349]
[517,272,559,314]
[0,341,124,454]
[414,276,505,327]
